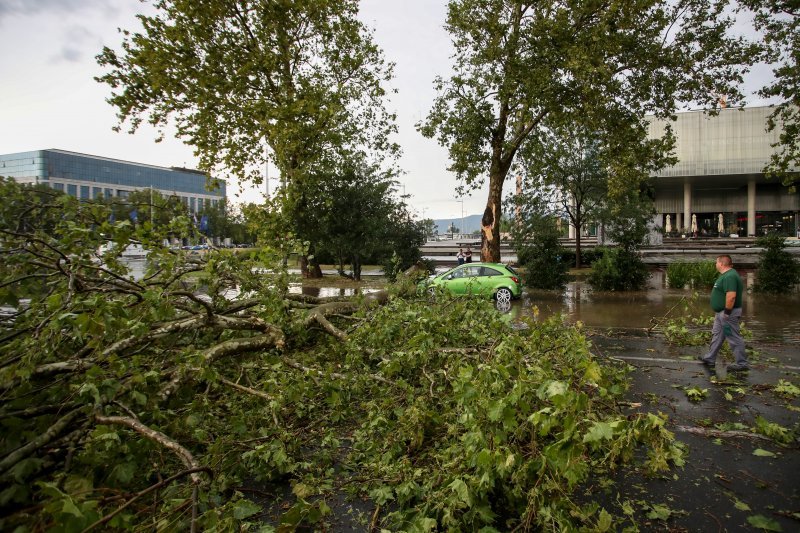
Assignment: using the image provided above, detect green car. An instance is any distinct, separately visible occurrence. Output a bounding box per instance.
[420,262,522,304]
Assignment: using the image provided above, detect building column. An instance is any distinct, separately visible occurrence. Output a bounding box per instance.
[683,182,692,233]
[568,223,576,239]
[676,212,683,234]
[747,178,756,236]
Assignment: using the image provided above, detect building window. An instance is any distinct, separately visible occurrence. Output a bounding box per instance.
[67,184,77,197]
[105,188,114,199]
[117,190,130,199]
[52,182,64,192]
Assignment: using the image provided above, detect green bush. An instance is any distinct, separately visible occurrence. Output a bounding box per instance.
[690,261,718,288]
[754,233,800,293]
[517,232,570,289]
[666,261,717,289]
[666,262,691,288]
[589,247,650,291]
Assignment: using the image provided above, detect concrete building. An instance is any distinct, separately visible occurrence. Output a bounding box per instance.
[0,149,225,212]
[647,106,799,237]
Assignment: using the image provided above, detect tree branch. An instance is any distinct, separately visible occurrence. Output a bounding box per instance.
[93,414,206,484]
[0,407,84,476]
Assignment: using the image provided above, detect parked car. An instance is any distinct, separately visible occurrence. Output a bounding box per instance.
[418,262,522,304]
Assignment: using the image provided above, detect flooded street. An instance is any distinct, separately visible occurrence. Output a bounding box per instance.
[124,258,799,344]
[514,270,800,344]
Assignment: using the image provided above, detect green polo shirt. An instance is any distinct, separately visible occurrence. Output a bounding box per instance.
[710,268,743,312]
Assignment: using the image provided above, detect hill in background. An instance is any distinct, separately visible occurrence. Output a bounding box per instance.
[432,214,482,235]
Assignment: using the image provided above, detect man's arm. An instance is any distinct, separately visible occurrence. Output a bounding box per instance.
[723,291,736,314]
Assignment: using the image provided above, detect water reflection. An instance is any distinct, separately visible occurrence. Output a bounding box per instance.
[514,270,800,344]
[286,285,381,298]
[124,257,799,344]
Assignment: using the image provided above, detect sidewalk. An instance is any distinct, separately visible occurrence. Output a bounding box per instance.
[587,331,799,531]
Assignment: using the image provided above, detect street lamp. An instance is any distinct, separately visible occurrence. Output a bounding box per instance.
[457,198,464,238]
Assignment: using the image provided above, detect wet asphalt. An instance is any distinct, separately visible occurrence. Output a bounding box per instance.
[588,332,799,532]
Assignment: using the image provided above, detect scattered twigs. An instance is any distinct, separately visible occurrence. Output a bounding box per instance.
[281,356,395,386]
[0,402,79,420]
[369,504,381,532]
[217,376,273,401]
[647,295,687,334]
[675,425,773,442]
[80,466,211,533]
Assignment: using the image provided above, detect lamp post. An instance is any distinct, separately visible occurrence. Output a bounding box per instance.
[455,197,464,238]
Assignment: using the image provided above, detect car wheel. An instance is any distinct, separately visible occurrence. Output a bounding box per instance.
[427,286,437,300]
[495,287,512,305]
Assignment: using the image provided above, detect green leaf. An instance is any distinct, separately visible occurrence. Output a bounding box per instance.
[583,421,613,443]
[596,508,613,531]
[752,449,776,458]
[746,514,782,531]
[233,499,261,520]
[645,503,673,520]
[61,497,84,518]
[734,500,751,511]
[449,478,471,506]
[487,400,505,421]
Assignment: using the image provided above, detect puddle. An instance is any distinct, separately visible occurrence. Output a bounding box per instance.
[507,269,800,343]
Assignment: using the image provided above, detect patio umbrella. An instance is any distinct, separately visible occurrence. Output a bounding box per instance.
[691,214,698,233]
[718,213,724,234]
[665,214,672,233]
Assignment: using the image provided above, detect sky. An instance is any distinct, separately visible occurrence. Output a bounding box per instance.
[0,0,775,222]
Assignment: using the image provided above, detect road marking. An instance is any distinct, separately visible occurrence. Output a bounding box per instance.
[607,355,800,371]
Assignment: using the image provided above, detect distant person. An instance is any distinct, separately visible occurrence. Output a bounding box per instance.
[457,248,465,265]
[465,247,473,263]
[698,254,748,372]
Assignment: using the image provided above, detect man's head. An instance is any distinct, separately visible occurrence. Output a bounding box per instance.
[716,254,733,272]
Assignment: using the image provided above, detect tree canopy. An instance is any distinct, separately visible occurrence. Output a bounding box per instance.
[97,0,399,186]
[741,0,800,184]
[420,0,760,261]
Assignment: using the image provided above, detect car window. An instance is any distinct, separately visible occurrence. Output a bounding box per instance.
[505,265,519,276]
[448,267,467,279]
[463,266,481,277]
[481,267,502,277]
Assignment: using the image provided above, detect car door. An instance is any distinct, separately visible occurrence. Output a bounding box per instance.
[442,265,470,295]
[459,265,483,295]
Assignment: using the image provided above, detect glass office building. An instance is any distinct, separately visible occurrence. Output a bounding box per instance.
[0,149,225,211]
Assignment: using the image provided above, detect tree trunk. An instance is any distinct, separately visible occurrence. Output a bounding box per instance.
[481,170,505,263]
[575,229,582,269]
[352,254,362,281]
[301,243,323,279]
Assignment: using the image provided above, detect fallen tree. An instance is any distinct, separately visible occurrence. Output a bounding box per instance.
[0,180,685,531]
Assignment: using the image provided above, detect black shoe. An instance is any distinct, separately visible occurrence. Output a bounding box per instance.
[697,356,714,366]
[727,363,750,372]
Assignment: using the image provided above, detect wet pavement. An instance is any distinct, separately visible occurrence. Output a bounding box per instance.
[586,332,799,532]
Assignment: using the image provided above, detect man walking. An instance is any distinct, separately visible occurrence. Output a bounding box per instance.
[698,255,749,371]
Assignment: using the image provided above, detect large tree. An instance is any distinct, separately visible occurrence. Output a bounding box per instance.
[523,129,608,268]
[420,0,759,261]
[97,0,398,188]
[287,161,423,281]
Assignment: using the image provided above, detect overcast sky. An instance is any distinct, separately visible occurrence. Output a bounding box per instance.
[0,0,774,221]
